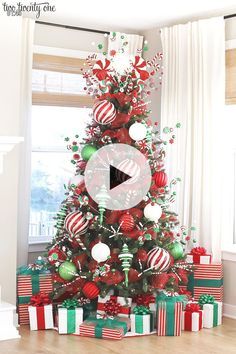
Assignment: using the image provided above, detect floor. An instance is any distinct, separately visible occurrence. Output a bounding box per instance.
[0,318,236,354]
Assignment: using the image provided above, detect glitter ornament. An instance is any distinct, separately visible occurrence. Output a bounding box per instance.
[118,243,133,287]
[58,261,77,281]
[153,171,168,188]
[81,145,97,161]
[129,122,147,141]
[55,204,68,231]
[96,184,111,224]
[91,242,110,263]
[119,212,135,232]
[146,246,171,272]
[82,281,100,299]
[93,100,116,125]
[168,241,184,260]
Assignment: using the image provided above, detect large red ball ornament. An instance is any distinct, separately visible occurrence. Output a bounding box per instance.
[119,213,135,232]
[93,100,116,125]
[65,211,89,236]
[128,268,140,283]
[153,171,168,188]
[82,281,100,299]
[147,246,171,272]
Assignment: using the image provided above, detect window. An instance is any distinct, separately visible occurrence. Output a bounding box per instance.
[29,53,93,244]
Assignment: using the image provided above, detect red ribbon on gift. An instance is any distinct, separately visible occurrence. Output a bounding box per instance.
[30,292,51,307]
[185,303,201,313]
[190,247,207,256]
[104,298,121,317]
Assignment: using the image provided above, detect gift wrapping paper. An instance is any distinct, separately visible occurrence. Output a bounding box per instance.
[58,307,83,334]
[156,300,183,336]
[131,301,156,329]
[28,304,54,331]
[130,313,154,334]
[187,263,223,301]
[202,302,222,328]
[97,294,132,318]
[80,316,131,340]
[186,254,212,264]
[182,310,203,332]
[17,270,53,325]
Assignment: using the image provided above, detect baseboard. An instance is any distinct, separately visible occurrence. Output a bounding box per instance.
[223,303,236,319]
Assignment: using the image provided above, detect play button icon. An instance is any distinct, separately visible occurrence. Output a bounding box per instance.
[84,143,152,210]
[110,165,132,190]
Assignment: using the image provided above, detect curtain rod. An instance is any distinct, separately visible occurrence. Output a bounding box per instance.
[224,13,236,19]
[35,21,110,35]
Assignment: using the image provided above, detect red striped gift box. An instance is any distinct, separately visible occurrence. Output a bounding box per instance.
[157,301,182,336]
[17,274,53,325]
[187,263,223,302]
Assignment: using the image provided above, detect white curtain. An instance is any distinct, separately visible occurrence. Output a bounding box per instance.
[160,17,225,261]
[17,18,35,266]
[108,31,143,56]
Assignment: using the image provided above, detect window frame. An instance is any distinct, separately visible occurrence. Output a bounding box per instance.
[29,50,94,249]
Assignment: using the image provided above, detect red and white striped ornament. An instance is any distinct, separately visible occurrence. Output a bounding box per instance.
[93,100,116,125]
[119,213,135,232]
[147,246,171,272]
[116,159,140,184]
[65,211,89,236]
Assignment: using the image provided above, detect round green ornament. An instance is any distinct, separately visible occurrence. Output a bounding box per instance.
[168,241,184,260]
[58,261,77,281]
[81,145,97,161]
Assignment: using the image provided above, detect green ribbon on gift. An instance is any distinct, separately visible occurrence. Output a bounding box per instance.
[133,305,151,315]
[187,274,223,293]
[156,293,185,336]
[17,265,49,276]
[133,313,154,334]
[85,316,128,338]
[62,299,80,309]
[67,309,76,333]
[198,294,218,327]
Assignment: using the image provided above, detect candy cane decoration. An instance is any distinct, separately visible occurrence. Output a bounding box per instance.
[147,52,163,67]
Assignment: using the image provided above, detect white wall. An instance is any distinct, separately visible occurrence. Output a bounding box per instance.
[0,17,21,304]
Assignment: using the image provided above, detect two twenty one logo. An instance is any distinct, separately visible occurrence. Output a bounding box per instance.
[2,2,56,18]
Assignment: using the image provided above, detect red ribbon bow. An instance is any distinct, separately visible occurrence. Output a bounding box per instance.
[185,303,201,313]
[190,247,207,256]
[104,298,121,317]
[30,292,51,307]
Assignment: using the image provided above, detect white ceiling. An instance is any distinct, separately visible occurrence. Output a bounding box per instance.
[24,0,236,32]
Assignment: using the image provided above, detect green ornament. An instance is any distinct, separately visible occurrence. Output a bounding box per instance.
[58,261,77,281]
[98,44,103,50]
[81,144,97,161]
[168,241,184,260]
[112,32,116,37]
[163,127,170,134]
[143,45,148,51]
[121,35,124,39]
[103,52,107,56]
[176,123,181,128]
[72,145,79,152]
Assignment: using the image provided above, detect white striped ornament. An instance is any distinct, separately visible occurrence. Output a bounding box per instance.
[116,159,140,184]
[93,100,116,125]
[64,211,89,236]
[147,247,170,272]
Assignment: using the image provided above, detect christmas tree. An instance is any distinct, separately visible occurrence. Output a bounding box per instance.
[47,38,194,302]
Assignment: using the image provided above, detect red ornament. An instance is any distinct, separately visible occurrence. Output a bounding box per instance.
[82,281,100,299]
[93,100,116,125]
[128,268,140,283]
[153,171,168,188]
[119,213,135,232]
[65,211,89,236]
[137,249,148,262]
[92,58,111,80]
[48,247,67,265]
[151,273,170,289]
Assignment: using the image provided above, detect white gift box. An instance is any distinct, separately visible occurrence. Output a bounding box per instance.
[186,254,211,264]
[28,304,54,331]
[131,302,156,329]
[58,307,83,334]
[97,292,132,318]
[130,313,153,334]
[202,302,222,328]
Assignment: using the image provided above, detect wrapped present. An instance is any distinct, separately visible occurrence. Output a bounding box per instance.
[187,263,223,301]
[58,299,83,334]
[156,292,184,336]
[198,294,222,328]
[28,293,54,330]
[132,294,156,328]
[130,306,154,334]
[17,262,53,325]
[186,247,212,264]
[182,303,203,332]
[97,293,132,318]
[79,316,131,340]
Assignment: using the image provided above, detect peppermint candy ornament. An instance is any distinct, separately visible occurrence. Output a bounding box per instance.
[116,158,140,184]
[65,211,89,236]
[93,100,116,125]
[132,56,149,80]
[147,246,171,272]
[119,212,135,232]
